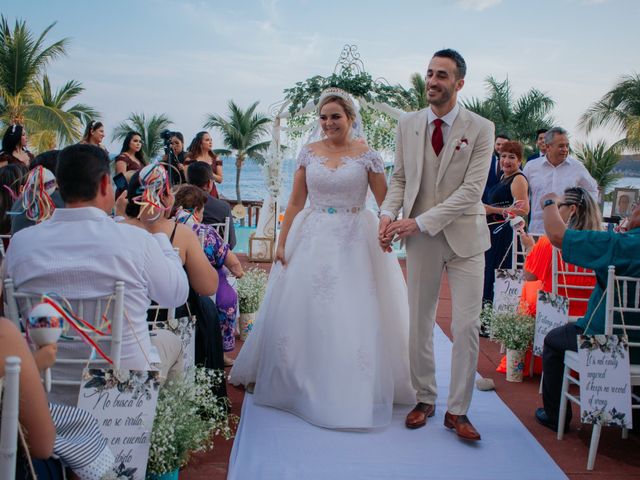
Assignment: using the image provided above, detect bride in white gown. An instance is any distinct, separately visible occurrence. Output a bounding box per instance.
[230,88,415,428]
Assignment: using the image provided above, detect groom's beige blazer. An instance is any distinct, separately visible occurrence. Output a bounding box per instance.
[382,105,494,413]
[381,106,494,257]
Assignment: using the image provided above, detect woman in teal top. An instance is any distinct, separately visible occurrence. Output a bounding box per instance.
[534,188,640,432]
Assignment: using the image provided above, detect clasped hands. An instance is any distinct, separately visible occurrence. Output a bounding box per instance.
[378,216,420,252]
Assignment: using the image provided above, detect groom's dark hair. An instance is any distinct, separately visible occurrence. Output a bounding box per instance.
[433,49,466,80]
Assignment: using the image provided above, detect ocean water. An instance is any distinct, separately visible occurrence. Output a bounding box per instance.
[218,155,640,210]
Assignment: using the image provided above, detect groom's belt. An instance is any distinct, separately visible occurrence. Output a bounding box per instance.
[312,205,363,214]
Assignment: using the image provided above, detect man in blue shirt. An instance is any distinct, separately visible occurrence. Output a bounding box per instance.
[534,191,640,431]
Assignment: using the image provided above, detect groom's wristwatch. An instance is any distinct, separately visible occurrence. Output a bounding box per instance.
[542,199,556,209]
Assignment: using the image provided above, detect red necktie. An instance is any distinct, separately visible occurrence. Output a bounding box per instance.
[432,118,444,156]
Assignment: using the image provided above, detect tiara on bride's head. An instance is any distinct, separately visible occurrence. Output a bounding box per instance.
[318,87,355,108]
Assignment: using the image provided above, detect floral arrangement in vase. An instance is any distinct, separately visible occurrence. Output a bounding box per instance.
[237,268,268,314]
[146,368,237,477]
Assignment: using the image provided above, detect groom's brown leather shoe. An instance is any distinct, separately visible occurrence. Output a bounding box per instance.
[444,412,481,441]
[405,402,435,429]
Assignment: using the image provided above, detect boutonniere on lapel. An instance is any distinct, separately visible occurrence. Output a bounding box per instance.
[454,138,469,151]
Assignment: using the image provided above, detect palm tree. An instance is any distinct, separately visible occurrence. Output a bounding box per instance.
[204,101,271,202]
[112,113,172,161]
[574,140,623,199]
[407,73,427,110]
[580,73,640,151]
[0,16,67,126]
[27,75,99,151]
[462,76,555,151]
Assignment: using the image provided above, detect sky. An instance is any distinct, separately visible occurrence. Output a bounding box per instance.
[6,0,640,152]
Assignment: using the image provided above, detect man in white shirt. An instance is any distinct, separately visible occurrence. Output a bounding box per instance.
[3,145,189,402]
[523,127,598,234]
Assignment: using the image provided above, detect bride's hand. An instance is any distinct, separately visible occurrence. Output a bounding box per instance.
[274,244,286,266]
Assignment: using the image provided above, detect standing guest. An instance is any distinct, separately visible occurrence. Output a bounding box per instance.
[0,164,27,242]
[161,131,187,185]
[2,144,189,404]
[80,120,107,151]
[482,140,530,305]
[482,134,510,204]
[0,124,34,168]
[380,49,494,441]
[523,127,598,234]
[527,128,548,162]
[115,131,145,177]
[185,131,223,198]
[187,161,236,249]
[174,184,244,367]
[534,196,640,432]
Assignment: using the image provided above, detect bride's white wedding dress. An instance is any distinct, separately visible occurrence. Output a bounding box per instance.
[230,146,415,429]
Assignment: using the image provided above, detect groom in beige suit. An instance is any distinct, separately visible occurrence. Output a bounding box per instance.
[379,49,494,441]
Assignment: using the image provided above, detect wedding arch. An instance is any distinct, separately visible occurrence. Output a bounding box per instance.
[248,45,412,261]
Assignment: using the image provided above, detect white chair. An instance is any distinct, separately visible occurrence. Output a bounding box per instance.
[0,356,20,479]
[3,279,125,390]
[0,234,11,258]
[533,249,597,387]
[211,216,231,245]
[557,265,640,470]
[511,231,542,270]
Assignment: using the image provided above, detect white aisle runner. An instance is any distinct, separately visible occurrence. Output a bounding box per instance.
[228,327,567,480]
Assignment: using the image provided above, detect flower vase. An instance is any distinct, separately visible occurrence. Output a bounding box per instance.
[239,312,256,341]
[147,469,179,480]
[506,349,526,382]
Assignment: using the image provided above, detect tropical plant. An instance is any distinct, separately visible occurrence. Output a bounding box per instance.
[112,112,172,161]
[27,75,99,152]
[0,16,97,150]
[462,76,555,152]
[407,72,428,110]
[580,73,640,151]
[204,101,271,202]
[574,140,623,198]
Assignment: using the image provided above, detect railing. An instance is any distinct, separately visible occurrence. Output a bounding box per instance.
[224,199,263,227]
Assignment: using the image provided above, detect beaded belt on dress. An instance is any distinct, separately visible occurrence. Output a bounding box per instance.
[312,205,363,214]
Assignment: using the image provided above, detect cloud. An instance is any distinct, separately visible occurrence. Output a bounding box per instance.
[455,0,503,11]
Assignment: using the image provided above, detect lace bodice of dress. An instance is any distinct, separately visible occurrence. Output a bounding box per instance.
[296,146,385,208]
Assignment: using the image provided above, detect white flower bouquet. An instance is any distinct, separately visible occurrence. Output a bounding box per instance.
[490,310,535,352]
[237,268,268,314]
[146,368,237,476]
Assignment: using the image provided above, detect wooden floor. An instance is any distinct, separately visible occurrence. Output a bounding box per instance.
[182,256,640,480]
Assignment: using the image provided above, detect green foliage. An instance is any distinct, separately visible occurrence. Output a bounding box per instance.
[574,140,623,195]
[112,112,172,161]
[490,310,535,351]
[237,267,268,313]
[0,16,99,151]
[205,101,271,202]
[408,73,428,110]
[580,73,640,151]
[147,368,236,475]
[463,76,554,153]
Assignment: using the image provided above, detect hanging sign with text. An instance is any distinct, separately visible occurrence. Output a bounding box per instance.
[77,369,160,479]
[493,269,524,313]
[533,291,569,356]
[578,335,632,428]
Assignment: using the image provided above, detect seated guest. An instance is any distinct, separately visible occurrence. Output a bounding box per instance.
[174,185,244,366]
[482,140,529,305]
[2,144,189,404]
[1,318,115,479]
[10,150,65,234]
[124,164,218,297]
[534,194,640,432]
[520,187,601,317]
[187,161,236,249]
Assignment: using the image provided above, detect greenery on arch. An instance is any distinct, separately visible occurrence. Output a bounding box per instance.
[283,71,412,152]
